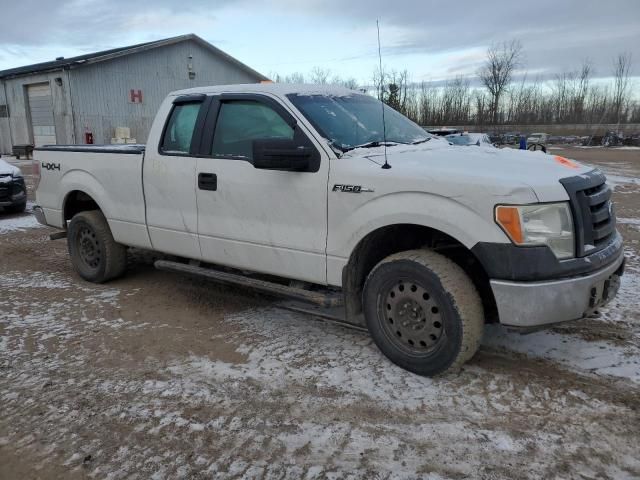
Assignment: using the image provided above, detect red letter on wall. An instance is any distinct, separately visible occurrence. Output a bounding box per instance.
[129,89,143,103]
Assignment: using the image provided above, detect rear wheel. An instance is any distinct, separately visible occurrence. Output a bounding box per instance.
[363,249,484,376]
[67,210,127,283]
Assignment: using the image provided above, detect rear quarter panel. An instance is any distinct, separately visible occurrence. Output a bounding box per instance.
[35,149,151,248]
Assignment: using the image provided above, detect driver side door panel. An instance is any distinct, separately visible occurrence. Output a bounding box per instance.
[195,94,329,284]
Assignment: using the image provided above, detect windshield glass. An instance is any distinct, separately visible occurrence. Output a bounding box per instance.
[287,93,430,151]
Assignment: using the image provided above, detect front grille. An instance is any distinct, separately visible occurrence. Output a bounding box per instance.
[560,169,616,257]
[0,175,10,201]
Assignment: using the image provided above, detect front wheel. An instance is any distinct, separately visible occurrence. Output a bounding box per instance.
[363,249,484,376]
[67,210,127,283]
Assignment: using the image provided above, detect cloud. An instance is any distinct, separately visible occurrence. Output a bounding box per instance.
[266,0,640,78]
[0,0,638,82]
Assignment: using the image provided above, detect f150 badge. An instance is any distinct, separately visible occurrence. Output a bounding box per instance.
[332,184,374,193]
[42,162,61,171]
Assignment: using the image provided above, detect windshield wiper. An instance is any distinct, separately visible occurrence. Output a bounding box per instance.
[411,138,432,145]
[327,140,347,156]
[343,141,397,152]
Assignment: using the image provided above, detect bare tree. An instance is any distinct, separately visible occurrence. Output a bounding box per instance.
[331,76,360,90]
[309,66,331,85]
[611,53,632,124]
[270,72,306,84]
[372,66,387,102]
[478,40,523,125]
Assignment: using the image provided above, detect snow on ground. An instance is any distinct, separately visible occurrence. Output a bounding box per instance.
[0,212,43,234]
[483,324,639,384]
[618,217,640,225]
[2,262,639,478]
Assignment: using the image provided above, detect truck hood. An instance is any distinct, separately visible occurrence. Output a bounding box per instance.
[346,141,593,202]
[0,159,21,177]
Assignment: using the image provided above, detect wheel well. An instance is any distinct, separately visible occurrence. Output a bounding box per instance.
[342,224,498,324]
[63,191,100,225]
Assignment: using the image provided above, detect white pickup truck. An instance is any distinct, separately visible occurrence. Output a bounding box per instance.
[33,84,624,376]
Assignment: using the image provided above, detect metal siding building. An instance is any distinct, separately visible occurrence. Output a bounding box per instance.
[0,35,266,153]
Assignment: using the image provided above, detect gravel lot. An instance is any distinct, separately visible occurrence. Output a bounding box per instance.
[1,147,639,479]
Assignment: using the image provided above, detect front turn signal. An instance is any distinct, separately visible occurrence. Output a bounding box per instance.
[495,206,523,244]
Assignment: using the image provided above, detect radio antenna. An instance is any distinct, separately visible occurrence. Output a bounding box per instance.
[377,19,391,169]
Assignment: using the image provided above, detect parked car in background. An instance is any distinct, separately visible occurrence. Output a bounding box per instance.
[445,133,494,147]
[548,136,565,144]
[526,133,549,146]
[500,132,521,145]
[602,131,624,147]
[0,156,27,213]
[488,132,503,145]
[427,128,461,136]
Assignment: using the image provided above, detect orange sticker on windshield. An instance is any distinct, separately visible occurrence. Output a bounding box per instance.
[554,155,579,169]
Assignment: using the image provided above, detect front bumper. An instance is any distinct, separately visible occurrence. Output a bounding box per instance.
[491,251,625,328]
[0,178,26,207]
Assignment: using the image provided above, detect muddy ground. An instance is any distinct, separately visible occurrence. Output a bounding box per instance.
[1,146,639,479]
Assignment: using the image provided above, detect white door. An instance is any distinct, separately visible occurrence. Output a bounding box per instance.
[27,83,56,146]
[196,96,329,284]
[143,98,205,259]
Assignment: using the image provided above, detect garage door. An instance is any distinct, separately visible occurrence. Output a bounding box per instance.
[27,83,56,146]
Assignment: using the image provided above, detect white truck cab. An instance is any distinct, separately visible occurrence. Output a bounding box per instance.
[33,84,624,376]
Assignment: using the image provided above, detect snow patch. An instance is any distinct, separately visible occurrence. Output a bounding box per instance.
[617,217,640,225]
[0,214,44,234]
[483,325,640,383]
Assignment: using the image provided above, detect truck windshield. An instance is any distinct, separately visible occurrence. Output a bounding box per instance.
[287,93,430,152]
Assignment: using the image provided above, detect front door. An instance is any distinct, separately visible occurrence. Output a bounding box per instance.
[196,94,329,284]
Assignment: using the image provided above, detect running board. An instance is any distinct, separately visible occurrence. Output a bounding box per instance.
[274,300,366,332]
[154,260,344,308]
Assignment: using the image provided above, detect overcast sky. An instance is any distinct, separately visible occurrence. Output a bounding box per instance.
[1,0,638,87]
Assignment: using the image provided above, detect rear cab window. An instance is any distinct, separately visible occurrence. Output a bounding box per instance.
[160,102,202,155]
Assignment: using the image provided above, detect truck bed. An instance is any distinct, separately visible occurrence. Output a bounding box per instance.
[37,144,146,154]
[34,144,151,250]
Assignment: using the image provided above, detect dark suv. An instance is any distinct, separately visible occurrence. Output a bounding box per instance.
[0,156,27,213]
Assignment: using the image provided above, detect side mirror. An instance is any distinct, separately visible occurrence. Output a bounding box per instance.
[253,139,311,171]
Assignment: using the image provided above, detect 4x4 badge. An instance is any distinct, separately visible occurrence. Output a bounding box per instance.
[42,162,61,171]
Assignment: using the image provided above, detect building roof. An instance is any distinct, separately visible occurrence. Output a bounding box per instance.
[0,34,267,81]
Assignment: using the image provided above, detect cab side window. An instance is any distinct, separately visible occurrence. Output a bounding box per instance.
[211,100,294,160]
[160,102,201,154]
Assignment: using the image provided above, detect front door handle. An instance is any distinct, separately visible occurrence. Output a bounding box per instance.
[198,173,217,191]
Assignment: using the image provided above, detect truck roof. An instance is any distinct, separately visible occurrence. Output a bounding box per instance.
[169,83,359,98]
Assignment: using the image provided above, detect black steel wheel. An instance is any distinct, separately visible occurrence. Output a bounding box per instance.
[363,249,484,376]
[67,210,127,283]
[381,280,445,355]
[77,225,102,269]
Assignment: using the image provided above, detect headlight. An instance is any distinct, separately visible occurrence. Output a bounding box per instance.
[495,202,575,259]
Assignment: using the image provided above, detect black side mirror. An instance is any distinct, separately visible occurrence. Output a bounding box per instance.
[253,139,311,171]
